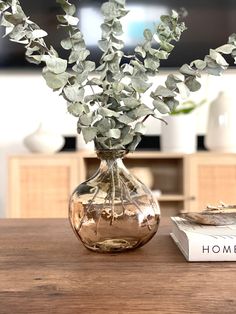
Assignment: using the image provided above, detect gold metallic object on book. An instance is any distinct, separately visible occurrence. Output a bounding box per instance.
[181,202,236,226]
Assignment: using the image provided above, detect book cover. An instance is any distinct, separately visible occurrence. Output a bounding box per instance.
[170,217,236,262]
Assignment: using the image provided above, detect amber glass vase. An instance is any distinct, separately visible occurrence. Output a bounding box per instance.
[69,150,160,253]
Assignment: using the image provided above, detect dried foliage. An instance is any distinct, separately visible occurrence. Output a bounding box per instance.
[1,0,236,150]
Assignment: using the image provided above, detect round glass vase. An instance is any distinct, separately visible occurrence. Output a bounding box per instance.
[69,150,160,253]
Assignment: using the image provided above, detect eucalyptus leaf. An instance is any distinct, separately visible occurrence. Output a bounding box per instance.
[88,78,103,86]
[43,71,70,90]
[216,44,235,54]
[31,29,48,40]
[112,20,123,35]
[84,94,102,103]
[68,50,80,64]
[184,77,201,92]
[63,85,84,102]
[106,128,121,139]
[0,2,10,12]
[26,54,42,65]
[153,99,170,114]
[9,24,26,41]
[61,37,72,50]
[103,52,116,61]
[180,64,197,76]
[131,60,146,73]
[80,113,94,126]
[131,104,153,118]
[64,15,79,26]
[98,107,120,118]
[144,58,159,70]
[82,127,97,143]
[164,97,179,111]
[101,2,118,19]
[4,12,25,25]
[84,61,95,72]
[228,33,236,45]
[98,39,109,52]
[112,82,124,93]
[165,74,182,90]
[134,122,146,134]
[56,0,76,15]
[114,0,126,6]
[204,55,225,75]
[67,102,84,117]
[117,115,134,124]
[143,29,153,41]
[127,135,142,152]
[101,23,110,37]
[159,41,174,52]
[77,49,90,61]
[209,49,228,66]
[135,46,146,58]
[131,78,151,93]
[120,133,133,146]
[95,118,111,133]
[42,55,67,74]
[190,59,206,70]
[153,86,176,98]
[205,65,223,76]
[122,97,140,108]
[176,82,190,99]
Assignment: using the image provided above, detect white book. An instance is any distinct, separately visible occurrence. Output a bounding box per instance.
[170,217,236,262]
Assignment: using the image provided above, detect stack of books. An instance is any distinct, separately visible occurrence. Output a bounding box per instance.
[171,217,236,262]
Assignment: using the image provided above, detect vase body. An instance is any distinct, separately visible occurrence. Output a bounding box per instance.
[205,92,236,152]
[161,114,196,153]
[69,150,160,253]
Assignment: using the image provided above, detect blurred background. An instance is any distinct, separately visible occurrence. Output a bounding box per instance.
[1,0,236,217]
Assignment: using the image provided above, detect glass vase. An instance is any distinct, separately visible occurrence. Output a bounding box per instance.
[69,150,160,253]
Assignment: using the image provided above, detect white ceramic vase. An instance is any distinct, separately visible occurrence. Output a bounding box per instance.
[24,123,65,153]
[161,113,197,153]
[205,91,236,152]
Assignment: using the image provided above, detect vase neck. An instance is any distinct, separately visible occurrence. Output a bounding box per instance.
[96,150,127,160]
[96,150,127,171]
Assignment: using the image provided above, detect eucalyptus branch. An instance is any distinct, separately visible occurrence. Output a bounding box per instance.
[151,37,236,113]
[134,10,187,75]
[56,0,95,78]
[97,0,127,82]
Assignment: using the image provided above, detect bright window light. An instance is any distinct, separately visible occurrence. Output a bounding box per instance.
[79,5,168,47]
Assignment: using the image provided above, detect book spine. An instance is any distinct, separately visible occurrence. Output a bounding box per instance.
[189,236,236,261]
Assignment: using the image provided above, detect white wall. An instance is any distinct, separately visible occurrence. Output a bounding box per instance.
[0,69,236,216]
[0,70,77,217]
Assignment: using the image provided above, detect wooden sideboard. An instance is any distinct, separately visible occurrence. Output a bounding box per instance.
[8,151,236,218]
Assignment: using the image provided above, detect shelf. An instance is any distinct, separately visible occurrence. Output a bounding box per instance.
[157,194,185,202]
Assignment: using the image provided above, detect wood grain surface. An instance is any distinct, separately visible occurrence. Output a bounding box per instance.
[0,218,236,314]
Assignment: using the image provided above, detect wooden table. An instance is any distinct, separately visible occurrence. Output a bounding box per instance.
[0,218,236,314]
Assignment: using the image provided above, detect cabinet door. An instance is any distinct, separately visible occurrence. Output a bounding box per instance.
[186,154,236,212]
[8,155,79,218]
